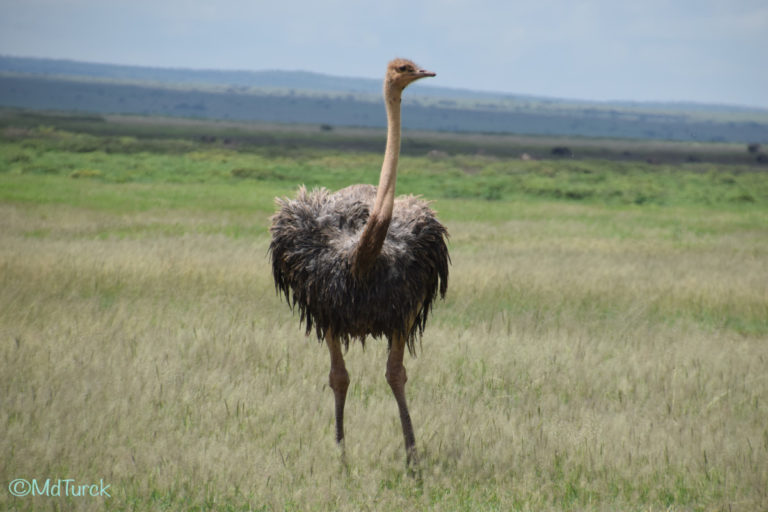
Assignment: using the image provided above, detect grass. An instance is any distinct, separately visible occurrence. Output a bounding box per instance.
[1,117,767,511]
[2,125,766,207]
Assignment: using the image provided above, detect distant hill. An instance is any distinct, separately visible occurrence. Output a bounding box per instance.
[0,55,556,101]
[1,55,767,143]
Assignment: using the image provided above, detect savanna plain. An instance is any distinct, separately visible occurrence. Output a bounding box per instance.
[1,114,767,511]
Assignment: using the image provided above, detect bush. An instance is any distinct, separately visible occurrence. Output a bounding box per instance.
[551,146,573,157]
[70,168,103,179]
[230,167,285,180]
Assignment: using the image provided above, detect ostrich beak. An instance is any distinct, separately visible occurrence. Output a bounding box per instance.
[415,69,436,78]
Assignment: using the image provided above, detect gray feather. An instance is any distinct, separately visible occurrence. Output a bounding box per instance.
[269,184,450,354]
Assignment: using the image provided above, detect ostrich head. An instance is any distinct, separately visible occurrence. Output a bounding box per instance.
[384,58,435,93]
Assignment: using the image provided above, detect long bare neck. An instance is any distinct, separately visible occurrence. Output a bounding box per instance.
[350,84,402,278]
[373,87,402,221]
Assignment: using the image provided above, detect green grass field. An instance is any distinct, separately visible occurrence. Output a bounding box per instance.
[1,118,767,511]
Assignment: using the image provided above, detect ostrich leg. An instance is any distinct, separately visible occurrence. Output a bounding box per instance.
[326,332,350,447]
[386,334,417,466]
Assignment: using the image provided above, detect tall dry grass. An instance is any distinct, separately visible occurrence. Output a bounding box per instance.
[1,200,767,511]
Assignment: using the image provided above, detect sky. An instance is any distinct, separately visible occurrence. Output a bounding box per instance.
[1,0,767,108]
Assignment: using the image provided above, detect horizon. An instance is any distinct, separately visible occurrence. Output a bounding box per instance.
[3,53,767,113]
[1,1,767,109]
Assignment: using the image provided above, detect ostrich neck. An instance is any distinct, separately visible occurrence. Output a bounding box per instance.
[372,88,402,221]
[350,84,402,277]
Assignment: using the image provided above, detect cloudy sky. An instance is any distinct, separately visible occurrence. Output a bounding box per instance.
[2,0,767,107]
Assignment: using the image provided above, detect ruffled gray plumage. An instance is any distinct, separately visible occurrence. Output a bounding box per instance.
[269,184,449,353]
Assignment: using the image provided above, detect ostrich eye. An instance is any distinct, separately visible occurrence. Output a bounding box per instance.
[397,65,411,73]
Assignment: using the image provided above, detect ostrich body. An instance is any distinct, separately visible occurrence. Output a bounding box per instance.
[269,59,449,464]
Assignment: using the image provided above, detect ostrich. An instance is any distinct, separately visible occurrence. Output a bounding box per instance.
[269,59,449,465]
